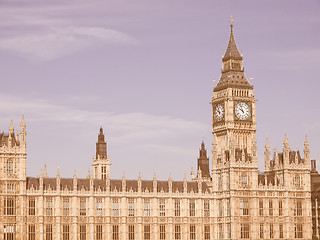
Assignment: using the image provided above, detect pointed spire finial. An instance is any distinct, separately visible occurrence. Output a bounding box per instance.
[222,16,243,63]
[57,167,60,177]
[73,170,77,178]
[284,133,289,146]
[9,119,14,132]
[230,15,234,27]
[21,114,26,125]
[265,137,270,148]
[122,170,126,179]
[43,164,47,178]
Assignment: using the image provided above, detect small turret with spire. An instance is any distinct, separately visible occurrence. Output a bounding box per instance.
[20,115,26,148]
[96,126,107,159]
[197,140,211,181]
[153,173,157,194]
[264,138,271,171]
[122,171,126,193]
[93,126,110,180]
[283,133,290,166]
[304,134,310,167]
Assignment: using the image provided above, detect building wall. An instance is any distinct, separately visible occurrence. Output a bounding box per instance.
[0,23,314,240]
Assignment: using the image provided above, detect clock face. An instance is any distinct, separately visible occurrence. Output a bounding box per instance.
[214,104,224,121]
[235,102,250,120]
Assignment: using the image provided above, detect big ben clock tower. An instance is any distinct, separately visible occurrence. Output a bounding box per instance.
[212,17,258,174]
[212,17,256,160]
[211,18,259,238]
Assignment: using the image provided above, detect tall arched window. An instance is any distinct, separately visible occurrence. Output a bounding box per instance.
[6,159,13,175]
[241,173,248,186]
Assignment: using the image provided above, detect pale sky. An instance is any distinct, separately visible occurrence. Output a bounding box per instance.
[0,0,319,180]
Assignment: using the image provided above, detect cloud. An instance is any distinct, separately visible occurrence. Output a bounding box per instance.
[0,26,138,61]
[0,93,207,143]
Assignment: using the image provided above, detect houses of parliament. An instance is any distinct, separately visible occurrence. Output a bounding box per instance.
[1,21,319,240]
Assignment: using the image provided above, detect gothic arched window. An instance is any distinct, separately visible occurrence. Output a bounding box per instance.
[6,159,13,175]
[241,173,248,186]
[295,174,301,188]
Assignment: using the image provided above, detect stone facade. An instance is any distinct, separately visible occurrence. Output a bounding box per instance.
[0,22,313,240]
[311,160,320,239]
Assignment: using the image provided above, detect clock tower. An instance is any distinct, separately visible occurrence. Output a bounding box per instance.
[211,19,259,239]
[212,18,258,177]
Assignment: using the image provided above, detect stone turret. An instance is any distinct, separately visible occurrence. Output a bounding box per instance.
[96,126,107,159]
[283,134,290,166]
[20,115,26,149]
[122,171,126,192]
[197,140,211,180]
[93,126,110,180]
[0,117,27,181]
[153,173,157,193]
[304,135,310,167]
[264,138,270,171]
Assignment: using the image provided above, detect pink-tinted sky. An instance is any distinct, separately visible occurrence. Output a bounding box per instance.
[0,0,319,180]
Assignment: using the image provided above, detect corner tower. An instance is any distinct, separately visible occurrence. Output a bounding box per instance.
[93,126,110,179]
[0,117,27,181]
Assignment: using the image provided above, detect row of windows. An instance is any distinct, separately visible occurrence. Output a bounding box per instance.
[23,224,211,240]
[259,223,303,239]
[259,199,303,216]
[5,197,303,217]
[3,223,304,240]
[41,198,210,217]
[217,173,250,190]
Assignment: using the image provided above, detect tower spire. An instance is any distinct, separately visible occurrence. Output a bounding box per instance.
[230,15,234,27]
[223,16,242,62]
[96,126,107,159]
[197,140,210,180]
[214,18,252,92]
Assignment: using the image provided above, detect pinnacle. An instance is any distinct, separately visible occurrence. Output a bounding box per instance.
[9,120,14,132]
[21,114,26,126]
[223,20,242,61]
[265,137,270,148]
[283,133,289,146]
